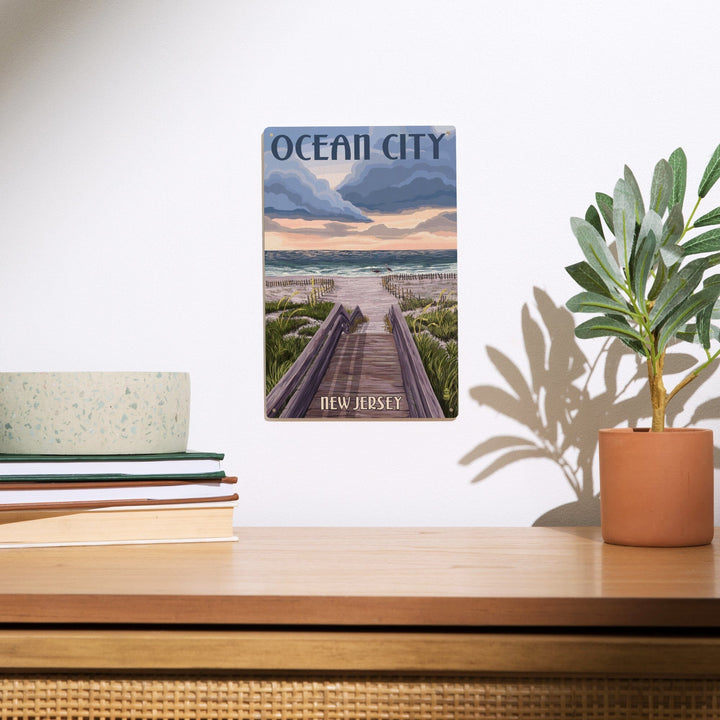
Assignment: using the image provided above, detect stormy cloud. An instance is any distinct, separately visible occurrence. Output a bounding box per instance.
[263,160,371,223]
[336,129,456,212]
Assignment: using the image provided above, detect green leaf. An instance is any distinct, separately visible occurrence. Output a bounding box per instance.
[682,228,720,255]
[693,206,720,228]
[566,291,634,317]
[662,204,684,245]
[661,245,684,268]
[585,204,604,239]
[649,258,706,329]
[697,275,720,348]
[570,217,625,295]
[662,247,684,271]
[637,209,663,246]
[669,147,687,208]
[647,258,668,301]
[595,192,614,234]
[698,143,720,198]
[650,158,673,215]
[697,304,713,349]
[613,178,637,272]
[703,251,720,269]
[658,204,684,268]
[657,284,720,352]
[565,261,614,297]
[631,229,657,302]
[676,324,699,343]
[675,323,720,344]
[613,333,648,356]
[574,315,646,347]
[624,165,646,225]
[679,323,720,344]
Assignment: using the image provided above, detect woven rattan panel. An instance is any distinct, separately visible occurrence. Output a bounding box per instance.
[0,675,719,720]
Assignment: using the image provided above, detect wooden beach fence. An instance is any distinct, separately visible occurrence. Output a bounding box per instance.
[385,272,457,281]
[264,278,335,289]
[266,303,364,419]
[387,304,445,419]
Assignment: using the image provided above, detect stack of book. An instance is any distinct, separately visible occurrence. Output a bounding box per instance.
[0,452,238,548]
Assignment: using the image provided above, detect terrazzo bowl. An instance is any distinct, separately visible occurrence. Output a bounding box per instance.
[0,372,190,455]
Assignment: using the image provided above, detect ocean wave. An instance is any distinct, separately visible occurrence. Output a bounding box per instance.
[265,249,457,277]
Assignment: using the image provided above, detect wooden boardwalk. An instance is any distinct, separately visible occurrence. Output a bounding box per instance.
[304,334,409,418]
[302,276,410,418]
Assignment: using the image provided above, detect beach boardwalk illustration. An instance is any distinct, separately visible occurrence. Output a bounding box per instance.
[263,126,458,420]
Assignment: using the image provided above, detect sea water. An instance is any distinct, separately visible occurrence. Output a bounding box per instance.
[264,249,457,277]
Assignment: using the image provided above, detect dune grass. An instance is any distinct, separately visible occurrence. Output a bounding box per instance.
[412,333,459,417]
[402,300,459,417]
[265,299,334,394]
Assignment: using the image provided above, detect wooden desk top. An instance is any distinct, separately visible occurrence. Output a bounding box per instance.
[0,527,718,627]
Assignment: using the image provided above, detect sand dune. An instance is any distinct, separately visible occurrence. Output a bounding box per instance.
[265,274,457,333]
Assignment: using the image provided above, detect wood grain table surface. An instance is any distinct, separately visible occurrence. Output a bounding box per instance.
[0,526,718,627]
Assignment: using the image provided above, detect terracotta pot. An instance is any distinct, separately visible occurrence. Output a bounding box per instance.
[599,428,714,547]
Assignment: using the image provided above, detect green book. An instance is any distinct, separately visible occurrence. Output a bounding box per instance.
[0,451,226,479]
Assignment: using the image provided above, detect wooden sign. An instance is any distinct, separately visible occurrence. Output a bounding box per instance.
[263,126,457,420]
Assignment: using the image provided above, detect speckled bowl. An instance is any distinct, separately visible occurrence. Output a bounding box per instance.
[0,372,190,455]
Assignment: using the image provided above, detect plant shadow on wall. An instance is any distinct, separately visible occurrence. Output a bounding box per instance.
[460,287,720,526]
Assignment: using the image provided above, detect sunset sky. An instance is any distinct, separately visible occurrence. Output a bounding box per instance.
[263,126,456,252]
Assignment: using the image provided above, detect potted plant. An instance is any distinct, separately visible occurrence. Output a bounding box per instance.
[565,144,720,546]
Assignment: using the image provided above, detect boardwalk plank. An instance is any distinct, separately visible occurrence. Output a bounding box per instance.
[305,334,410,418]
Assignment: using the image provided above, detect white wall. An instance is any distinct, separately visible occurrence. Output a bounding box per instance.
[2,0,720,526]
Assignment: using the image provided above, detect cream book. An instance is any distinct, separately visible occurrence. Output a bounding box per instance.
[0,502,237,548]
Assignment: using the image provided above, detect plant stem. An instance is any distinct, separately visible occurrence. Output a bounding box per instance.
[642,193,715,430]
[666,347,720,404]
[647,349,667,432]
[682,196,703,239]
